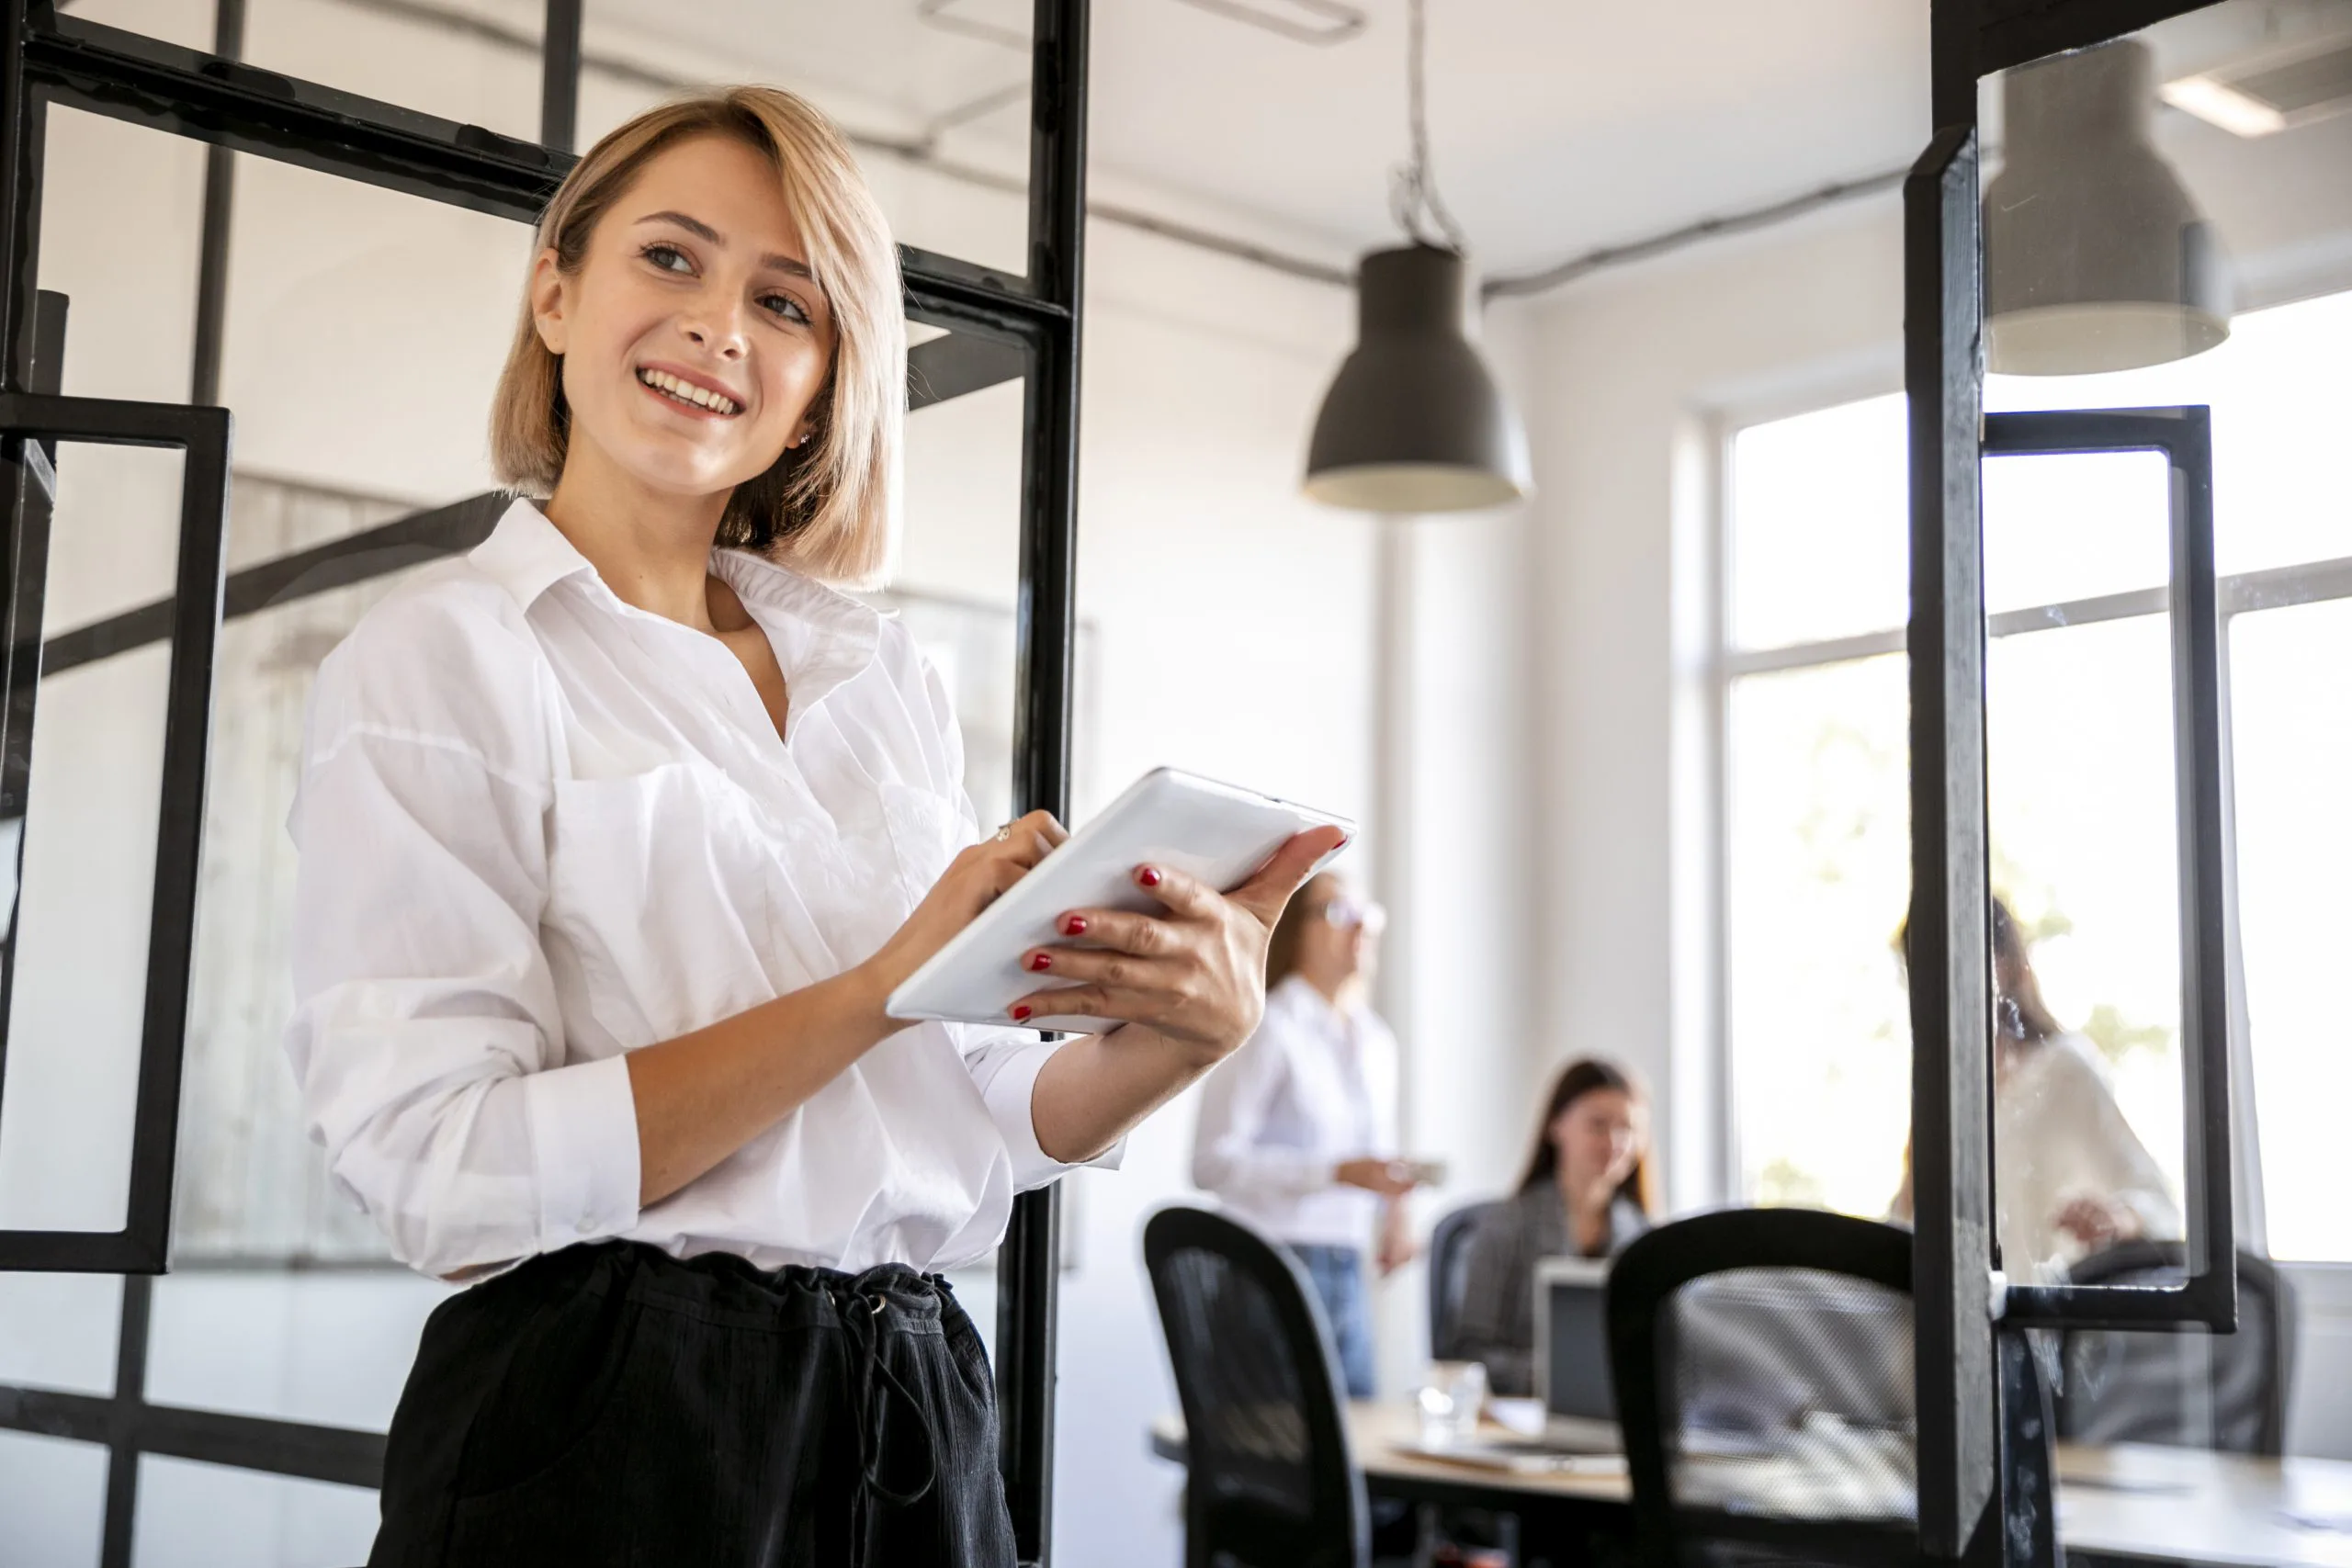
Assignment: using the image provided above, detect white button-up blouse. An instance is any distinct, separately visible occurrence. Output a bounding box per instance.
[283,498,1114,1282]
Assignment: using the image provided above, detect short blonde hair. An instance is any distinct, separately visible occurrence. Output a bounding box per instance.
[490,87,903,586]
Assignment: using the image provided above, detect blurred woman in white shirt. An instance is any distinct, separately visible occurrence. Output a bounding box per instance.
[1191,871,1420,1398]
[285,87,1337,1568]
[1892,897,2181,1280]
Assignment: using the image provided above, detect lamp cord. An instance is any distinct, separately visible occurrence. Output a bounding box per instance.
[1388,0,1469,254]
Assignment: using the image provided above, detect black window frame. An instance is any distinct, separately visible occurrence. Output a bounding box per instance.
[1908,0,2248,1556]
[0,2,1088,1563]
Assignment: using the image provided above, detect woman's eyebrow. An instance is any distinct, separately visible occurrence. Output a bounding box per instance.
[634,210,814,281]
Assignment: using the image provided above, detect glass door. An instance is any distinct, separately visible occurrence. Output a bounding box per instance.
[1908,0,2347,1552]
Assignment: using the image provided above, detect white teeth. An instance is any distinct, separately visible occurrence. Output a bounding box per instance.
[637,367,738,414]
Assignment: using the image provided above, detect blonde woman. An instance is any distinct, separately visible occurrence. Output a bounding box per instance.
[284,89,1335,1566]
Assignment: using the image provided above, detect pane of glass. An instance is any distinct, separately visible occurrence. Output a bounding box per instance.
[220,155,527,525]
[1984,615,2188,1283]
[0,441,184,1235]
[1728,393,1907,650]
[577,1,1034,279]
[242,0,542,144]
[1982,449,2171,616]
[145,1268,454,1429]
[55,0,213,51]
[2228,598,2352,1262]
[0,1429,110,1568]
[882,372,1029,831]
[130,1454,379,1568]
[1724,653,1912,1216]
[0,1272,123,1395]
[1981,0,2352,582]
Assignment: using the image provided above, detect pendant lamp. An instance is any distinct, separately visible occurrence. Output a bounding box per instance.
[1984,38,2233,375]
[1305,244,1532,512]
[1303,0,1530,513]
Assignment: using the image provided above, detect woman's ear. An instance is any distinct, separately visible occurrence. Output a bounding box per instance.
[528,247,570,355]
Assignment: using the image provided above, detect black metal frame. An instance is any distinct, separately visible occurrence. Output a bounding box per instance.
[1910,1,2244,1556]
[1984,408,2235,1334]
[0,0,1089,1562]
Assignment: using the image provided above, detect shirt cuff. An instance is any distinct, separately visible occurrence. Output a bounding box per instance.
[978,1032,1126,1192]
[521,1053,642,1247]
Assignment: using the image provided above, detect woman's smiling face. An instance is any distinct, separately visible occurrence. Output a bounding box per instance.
[529,132,835,502]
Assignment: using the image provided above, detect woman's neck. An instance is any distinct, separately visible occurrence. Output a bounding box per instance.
[1556,1169,1615,1253]
[543,437,731,630]
[1297,968,1362,1010]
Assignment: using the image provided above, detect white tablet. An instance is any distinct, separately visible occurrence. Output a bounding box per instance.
[885,767,1354,1033]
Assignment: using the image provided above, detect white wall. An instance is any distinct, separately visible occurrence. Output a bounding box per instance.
[1513,195,1911,1213]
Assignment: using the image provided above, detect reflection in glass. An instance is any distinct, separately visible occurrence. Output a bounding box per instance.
[1985,615,2188,1281]
[0,1429,109,1568]
[0,445,184,1234]
[1984,39,2230,375]
[2229,598,2352,1263]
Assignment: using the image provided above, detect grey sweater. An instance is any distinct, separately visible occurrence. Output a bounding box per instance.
[1448,1185,1648,1397]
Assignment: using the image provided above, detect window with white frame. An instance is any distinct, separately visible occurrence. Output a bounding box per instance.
[1721,287,2352,1262]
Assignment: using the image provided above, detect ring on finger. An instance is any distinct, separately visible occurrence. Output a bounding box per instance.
[995,823,1012,842]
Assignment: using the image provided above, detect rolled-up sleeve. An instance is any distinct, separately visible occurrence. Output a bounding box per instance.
[283,598,640,1280]
[958,1025,1126,1191]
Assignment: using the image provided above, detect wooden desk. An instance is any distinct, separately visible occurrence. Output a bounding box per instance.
[1148,1404,2352,1568]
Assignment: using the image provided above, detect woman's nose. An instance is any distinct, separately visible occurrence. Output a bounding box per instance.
[681,297,749,358]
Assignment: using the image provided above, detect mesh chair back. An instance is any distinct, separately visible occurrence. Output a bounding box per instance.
[1610,1209,2057,1568]
[1144,1206,1369,1568]
[2056,1243,2296,1456]
[1428,1199,1503,1360]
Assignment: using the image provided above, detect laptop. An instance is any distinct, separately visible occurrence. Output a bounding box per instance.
[1393,1256,1624,1472]
[1525,1256,1623,1453]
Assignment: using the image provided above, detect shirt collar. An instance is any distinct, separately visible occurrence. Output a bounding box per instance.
[708,545,882,728]
[467,496,598,612]
[467,496,885,734]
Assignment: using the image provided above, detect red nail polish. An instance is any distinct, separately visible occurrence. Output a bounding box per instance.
[1028,952,1052,972]
[1138,865,1162,887]
[1063,914,1089,936]
[1012,1004,1033,1021]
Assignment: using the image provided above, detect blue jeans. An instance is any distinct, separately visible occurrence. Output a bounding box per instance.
[1289,1243,1376,1400]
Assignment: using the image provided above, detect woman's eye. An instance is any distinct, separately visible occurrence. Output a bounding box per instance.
[642,243,692,274]
[761,293,812,327]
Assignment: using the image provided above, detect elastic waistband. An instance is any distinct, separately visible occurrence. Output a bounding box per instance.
[503,1241,955,1334]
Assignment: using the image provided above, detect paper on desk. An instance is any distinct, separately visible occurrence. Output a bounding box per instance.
[1487,1398,1546,1438]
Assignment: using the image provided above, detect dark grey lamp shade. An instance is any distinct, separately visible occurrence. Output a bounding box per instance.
[1305,245,1532,513]
[1985,38,2232,375]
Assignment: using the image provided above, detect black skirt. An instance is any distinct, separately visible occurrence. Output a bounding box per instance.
[367,1240,1016,1568]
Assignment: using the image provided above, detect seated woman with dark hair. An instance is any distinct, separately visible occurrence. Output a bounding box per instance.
[1452,1058,1655,1397]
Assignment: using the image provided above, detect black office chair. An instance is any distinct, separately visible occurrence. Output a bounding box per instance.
[1428,1198,1504,1360]
[1144,1205,1371,1568]
[2054,1242,2297,1456]
[1607,1208,2062,1568]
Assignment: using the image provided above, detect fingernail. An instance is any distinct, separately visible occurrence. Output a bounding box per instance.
[1334,836,1349,851]
[1138,865,1162,887]
[1012,1005,1033,1021]
[1028,953,1052,972]
[1063,914,1088,936]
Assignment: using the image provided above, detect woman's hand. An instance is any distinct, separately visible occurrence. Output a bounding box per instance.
[2053,1193,2145,1253]
[855,808,1069,1017]
[1334,1157,1420,1198]
[1007,826,1346,1060]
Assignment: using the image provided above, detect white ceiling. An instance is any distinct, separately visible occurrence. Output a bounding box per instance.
[590,0,1934,277]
